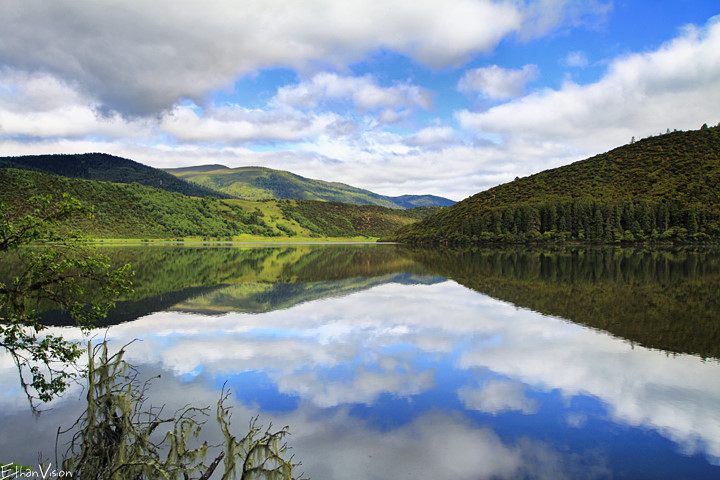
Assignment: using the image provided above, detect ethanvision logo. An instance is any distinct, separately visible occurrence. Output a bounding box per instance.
[0,463,72,479]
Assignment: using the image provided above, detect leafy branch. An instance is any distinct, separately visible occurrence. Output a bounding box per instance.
[0,194,133,410]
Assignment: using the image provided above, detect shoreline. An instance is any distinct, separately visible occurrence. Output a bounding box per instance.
[83,235,394,246]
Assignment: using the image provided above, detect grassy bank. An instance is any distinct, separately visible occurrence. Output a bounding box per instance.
[86,235,383,245]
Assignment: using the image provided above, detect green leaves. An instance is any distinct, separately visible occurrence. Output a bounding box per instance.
[1,194,133,410]
[1,194,89,251]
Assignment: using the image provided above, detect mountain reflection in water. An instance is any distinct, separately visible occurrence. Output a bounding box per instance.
[1,244,719,479]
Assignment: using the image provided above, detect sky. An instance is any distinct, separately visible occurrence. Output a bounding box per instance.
[1,1,719,201]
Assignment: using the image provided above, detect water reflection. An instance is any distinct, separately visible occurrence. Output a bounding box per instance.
[405,246,720,359]
[27,244,435,324]
[2,244,720,479]
[13,244,720,360]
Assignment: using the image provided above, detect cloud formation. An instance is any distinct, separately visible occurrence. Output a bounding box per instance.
[0,2,717,200]
[564,51,589,68]
[0,70,151,139]
[457,16,720,152]
[458,380,539,415]
[0,0,588,116]
[159,104,347,144]
[458,64,540,99]
[5,278,719,464]
[274,73,433,112]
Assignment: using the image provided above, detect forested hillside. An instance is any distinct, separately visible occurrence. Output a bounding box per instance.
[278,200,438,238]
[166,165,455,208]
[0,153,233,199]
[385,125,720,244]
[0,168,429,239]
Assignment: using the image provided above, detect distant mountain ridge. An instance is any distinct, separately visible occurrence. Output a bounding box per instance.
[165,164,455,209]
[0,153,233,199]
[385,125,720,244]
[0,153,454,208]
[0,167,433,239]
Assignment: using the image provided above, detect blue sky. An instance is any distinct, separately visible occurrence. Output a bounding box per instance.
[1,1,719,200]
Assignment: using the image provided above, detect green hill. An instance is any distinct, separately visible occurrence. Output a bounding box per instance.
[389,194,456,208]
[0,168,431,239]
[165,165,455,208]
[0,153,455,208]
[0,153,234,199]
[385,125,720,245]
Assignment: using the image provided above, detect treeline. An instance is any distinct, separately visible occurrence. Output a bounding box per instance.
[412,198,719,245]
[386,125,720,245]
[278,199,438,238]
[126,192,277,238]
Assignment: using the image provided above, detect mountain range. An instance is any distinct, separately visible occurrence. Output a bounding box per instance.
[0,153,454,209]
[164,164,455,208]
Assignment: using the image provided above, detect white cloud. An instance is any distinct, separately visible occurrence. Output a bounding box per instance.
[3,277,720,465]
[458,380,539,415]
[290,412,572,480]
[564,51,589,68]
[0,0,608,116]
[159,103,346,143]
[274,72,433,112]
[0,0,621,199]
[518,0,612,40]
[378,108,409,124]
[404,126,459,146]
[0,70,151,139]
[4,13,716,201]
[457,16,720,153]
[458,64,540,99]
[290,137,526,199]
[0,129,575,200]
[0,72,356,147]
[399,0,523,67]
[274,368,435,408]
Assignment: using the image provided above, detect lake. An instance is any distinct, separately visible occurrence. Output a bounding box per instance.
[1,244,720,479]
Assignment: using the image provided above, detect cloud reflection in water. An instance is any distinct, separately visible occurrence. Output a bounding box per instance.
[1,278,719,478]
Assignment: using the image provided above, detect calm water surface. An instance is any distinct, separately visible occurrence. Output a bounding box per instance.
[1,244,720,479]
